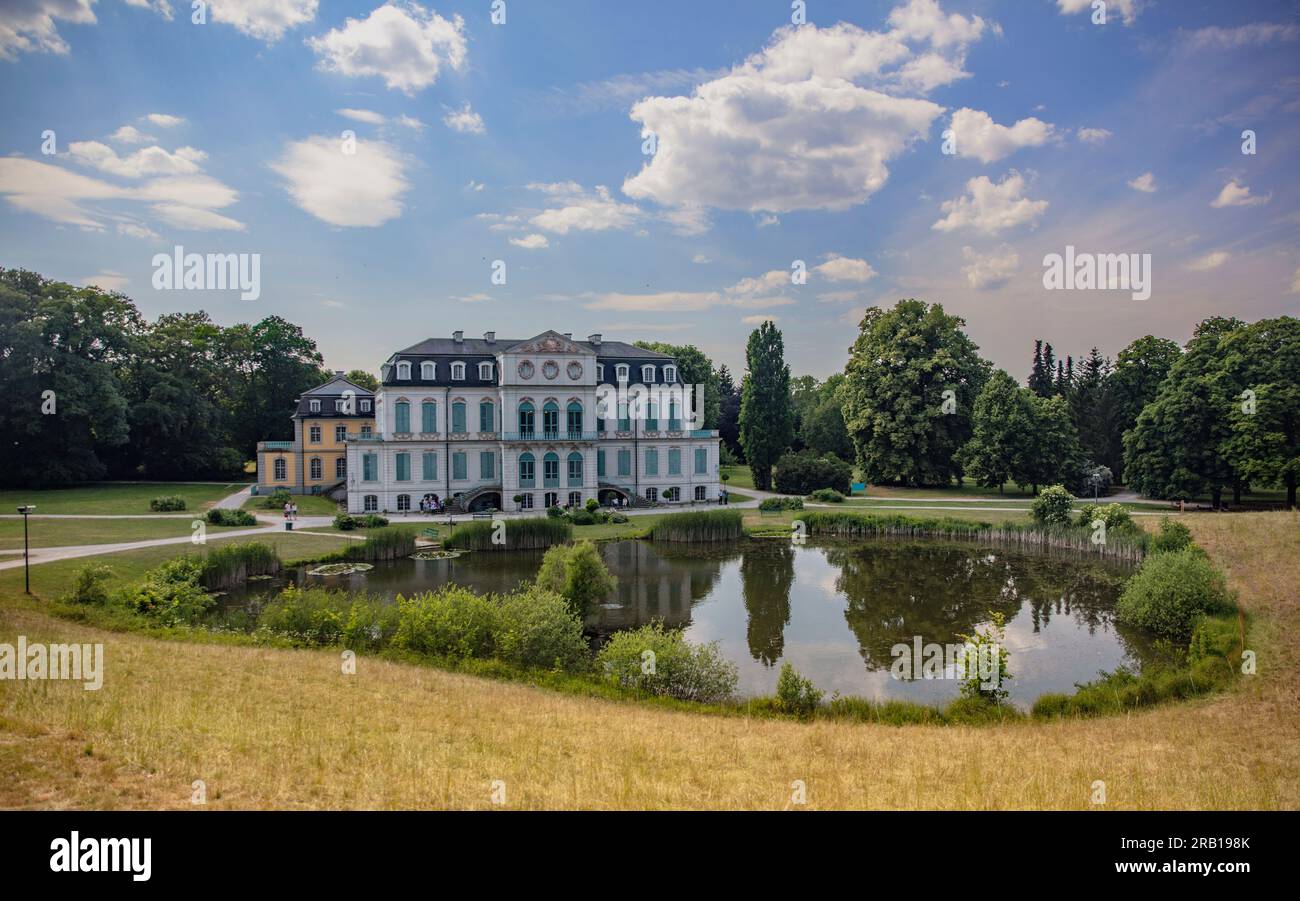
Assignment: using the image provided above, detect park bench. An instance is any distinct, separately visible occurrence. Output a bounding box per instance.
[471,511,494,520]
[421,527,439,541]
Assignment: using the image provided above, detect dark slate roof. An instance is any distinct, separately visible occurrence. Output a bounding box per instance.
[294,374,375,418]
[393,336,672,359]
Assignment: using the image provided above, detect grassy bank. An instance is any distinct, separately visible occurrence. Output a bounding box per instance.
[0,517,259,550]
[0,483,245,515]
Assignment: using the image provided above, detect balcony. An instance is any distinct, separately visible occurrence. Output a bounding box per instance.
[258,441,294,451]
[346,433,383,442]
[503,431,597,442]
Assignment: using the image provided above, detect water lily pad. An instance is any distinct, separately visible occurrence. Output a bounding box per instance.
[307,562,374,577]
[410,550,464,560]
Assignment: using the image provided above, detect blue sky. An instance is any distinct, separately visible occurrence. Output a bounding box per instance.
[1,0,1297,379]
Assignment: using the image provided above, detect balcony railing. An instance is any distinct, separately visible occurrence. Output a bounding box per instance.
[346,433,383,441]
[259,441,294,450]
[503,431,597,441]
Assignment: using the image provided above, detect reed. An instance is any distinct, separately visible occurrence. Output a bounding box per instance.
[200,542,282,590]
[650,509,744,542]
[444,517,571,551]
[314,527,418,564]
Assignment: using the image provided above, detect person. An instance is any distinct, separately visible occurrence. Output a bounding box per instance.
[283,501,291,520]
[290,501,298,521]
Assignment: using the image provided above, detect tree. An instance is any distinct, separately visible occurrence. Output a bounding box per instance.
[635,341,720,429]
[958,370,1034,492]
[739,321,793,491]
[1069,347,1122,475]
[840,299,990,486]
[1110,335,1181,481]
[344,369,379,392]
[1027,340,1054,397]
[716,364,742,458]
[224,316,328,458]
[1014,394,1083,494]
[535,541,616,617]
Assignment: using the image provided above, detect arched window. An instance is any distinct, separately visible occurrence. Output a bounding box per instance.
[397,494,411,512]
[518,452,535,487]
[421,399,437,433]
[420,361,435,379]
[542,401,559,437]
[641,364,656,383]
[567,451,583,486]
[544,492,559,509]
[566,401,583,437]
[273,458,287,480]
[451,361,466,380]
[567,491,582,508]
[645,487,658,503]
[479,400,494,433]
[694,485,707,501]
[664,365,677,384]
[615,363,629,382]
[518,402,535,437]
[397,362,411,379]
[543,452,560,487]
[310,457,322,480]
[478,361,493,380]
[451,400,466,433]
[363,495,378,512]
[335,457,347,478]
[394,400,411,433]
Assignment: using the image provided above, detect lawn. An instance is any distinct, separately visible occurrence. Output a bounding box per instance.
[0,483,245,515]
[0,517,257,551]
[1,511,1296,809]
[243,494,341,516]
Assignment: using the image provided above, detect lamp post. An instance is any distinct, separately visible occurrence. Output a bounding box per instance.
[16,505,34,594]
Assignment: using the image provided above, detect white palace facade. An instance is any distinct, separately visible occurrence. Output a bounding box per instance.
[343,331,722,515]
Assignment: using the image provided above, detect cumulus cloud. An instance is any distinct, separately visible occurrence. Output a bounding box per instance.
[509,233,549,249]
[1128,172,1157,193]
[0,0,97,60]
[78,269,130,291]
[886,0,993,48]
[68,141,207,178]
[308,2,466,95]
[443,102,485,134]
[1187,250,1230,272]
[1057,0,1140,26]
[961,245,1019,289]
[337,108,387,125]
[1076,127,1112,144]
[741,314,778,325]
[271,135,410,227]
[814,254,876,282]
[206,0,318,42]
[109,125,153,144]
[527,183,641,235]
[932,170,1048,234]
[1210,179,1270,208]
[948,108,1054,163]
[145,113,186,127]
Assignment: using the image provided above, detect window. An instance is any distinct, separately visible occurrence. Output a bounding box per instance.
[336,457,347,478]
[568,491,582,508]
[668,448,681,475]
[397,362,411,379]
[479,400,494,433]
[310,399,320,412]
[361,399,371,412]
[310,458,322,480]
[645,449,658,476]
[309,425,321,443]
[544,492,559,509]
[567,452,583,486]
[273,458,287,480]
[422,452,437,481]
[479,362,493,380]
[617,449,631,477]
[664,365,677,384]
[596,363,605,382]
[543,452,560,488]
[394,401,411,434]
[451,361,466,381]
[646,487,658,502]
[364,495,378,512]
[617,402,630,432]
[615,364,629,382]
[397,494,411,512]
[664,487,680,502]
[695,448,708,474]
[453,452,467,481]
[668,400,681,431]
[645,401,658,431]
[363,453,378,481]
[452,401,467,434]
[519,493,534,510]
[566,401,583,437]
[597,449,606,478]
[642,364,656,383]
[335,425,346,442]
[542,401,559,437]
[335,399,345,412]
[421,361,435,380]
[396,453,411,481]
[518,402,535,436]
[421,399,437,433]
[519,453,535,487]
[695,485,707,501]
[480,451,495,480]
[361,424,373,437]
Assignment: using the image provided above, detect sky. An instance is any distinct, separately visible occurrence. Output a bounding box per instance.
[1,0,1297,381]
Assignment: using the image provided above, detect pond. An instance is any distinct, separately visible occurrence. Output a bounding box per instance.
[224,538,1155,708]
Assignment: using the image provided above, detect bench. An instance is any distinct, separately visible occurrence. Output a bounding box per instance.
[471,511,494,520]
[421,527,439,540]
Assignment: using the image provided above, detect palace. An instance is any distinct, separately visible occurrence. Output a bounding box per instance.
[255,371,376,497]
[259,331,722,514]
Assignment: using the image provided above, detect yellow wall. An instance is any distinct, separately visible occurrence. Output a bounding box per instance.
[258,417,375,491]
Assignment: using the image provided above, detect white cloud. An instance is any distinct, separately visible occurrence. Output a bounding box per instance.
[465,179,485,192]
[932,170,1048,234]
[79,269,129,292]
[271,135,410,227]
[0,0,96,60]
[692,253,711,264]
[814,254,876,282]
[451,293,492,303]
[308,2,466,95]
[961,245,1018,289]
[109,125,153,144]
[1187,250,1230,272]
[145,113,186,127]
[396,114,424,130]
[116,220,160,239]
[443,102,485,134]
[1057,0,1140,26]
[510,233,549,250]
[948,108,1054,163]
[1128,171,1157,193]
[527,183,640,235]
[889,51,972,93]
[337,108,387,125]
[1180,23,1299,50]
[1211,179,1270,208]
[1291,267,1300,294]
[886,0,992,48]
[741,314,778,325]
[68,141,207,178]
[206,0,317,42]
[123,0,173,20]
[1076,127,1112,144]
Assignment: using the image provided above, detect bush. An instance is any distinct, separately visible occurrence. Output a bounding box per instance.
[535,541,616,616]
[610,512,628,524]
[259,585,396,650]
[758,496,803,512]
[117,557,214,625]
[546,505,566,519]
[263,489,291,510]
[569,509,595,526]
[585,498,600,513]
[333,513,357,531]
[596,622,738,703]
[774,662,823,717]
[649,510,743,542]
[494,586,590,671]
[1030,485,1075,526]
[206,508,256,527]
[1150,517,1193,554]
[150,495,186,512]
[392,585,501,659]
[1116,549,1235,641]
[1075,502,1134,534]
[359,514,388,528]
[772,450,852,496]
[808,488,845,503]
[68,564,113,605]
[1072,461,1113,497]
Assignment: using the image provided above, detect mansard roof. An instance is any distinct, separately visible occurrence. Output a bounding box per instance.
[393,335,672,360]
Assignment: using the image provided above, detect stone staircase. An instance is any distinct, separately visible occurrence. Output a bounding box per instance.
[448,483,503,514]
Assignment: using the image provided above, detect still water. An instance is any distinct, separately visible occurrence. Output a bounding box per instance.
[227,539,1152,707]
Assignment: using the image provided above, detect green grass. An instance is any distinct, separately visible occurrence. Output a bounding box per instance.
[0,482,245,515]
[0,517,259,550]
[445,517,571,551]
[722,490,753,502]
[243,494,340,515]
[720,465,756,490]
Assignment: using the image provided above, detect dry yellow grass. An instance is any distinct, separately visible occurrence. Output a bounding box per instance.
[1,512,1297,810]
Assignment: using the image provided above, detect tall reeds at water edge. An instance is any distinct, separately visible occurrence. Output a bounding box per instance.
[312,528,419,564]
[650,510,744,543]
[444,518,572,551]
[795,511,1147,564]
[201,542,282,590]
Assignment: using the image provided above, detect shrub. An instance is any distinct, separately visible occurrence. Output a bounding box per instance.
[392,585,501,659]
[596,623,738,703]
[333,513,357,531]
[956,611,1011,705]
[585,498,600,513]
[1150,517,1193,554]
[610,512,628,524]
[649,510,743,542]
[1073,461,1113,497]
[206,508,256,527]
[808,488,845,503]
[569,509,595,526]
[263,489,291,510]
[1075,502,1134,534]
[150,495,186,512]
[494,586,590,671]
[758,496,803,512]
[775,662,823,717]
[535,541,616,616]
[772,450,852,496]
[1030,485,1075,526]
[546,505,566,519]
[445,517,571,551]
[117,557,214,625]
[259,585,395,649]
[1116,549,1235,641]
[68,564,113,605]
[359,514,388,528]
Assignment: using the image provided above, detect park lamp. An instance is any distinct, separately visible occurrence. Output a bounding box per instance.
[16,505,34,595]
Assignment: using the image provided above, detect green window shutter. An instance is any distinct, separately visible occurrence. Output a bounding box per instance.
[480,403,493,433]
[695,448,707,474]
[421,402,436,433]
[452,403,466,433]
[422,453,437,481]
[395,402,410,433]
[363,454,377,481]
[480,451,494,479]
[597,450,605,477]
[668,449,681,475]
[453,452,467,480]
[645,449,658,476]
[396,453,410,481]
[617,450,631,477]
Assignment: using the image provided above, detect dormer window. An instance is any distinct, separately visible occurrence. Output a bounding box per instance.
[641,365,656,384]
[360,399,371,412]
[478,361,493,380]
[309,399,321,412]
[615,364,629,382]
[334,399,344,412]
[397,361,411,380]
[664,365,677,384]
[451,361,466,381]
[596,364,605,382]
[421,361,435,380]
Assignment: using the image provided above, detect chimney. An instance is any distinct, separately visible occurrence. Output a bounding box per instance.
[563,332,573,340]
[588,333,602,348]
[484,331,495,343]
[453,330,464,343]
[334,370,344,377]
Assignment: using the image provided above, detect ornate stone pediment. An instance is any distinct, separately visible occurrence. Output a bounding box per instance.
[505,330,588,355]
